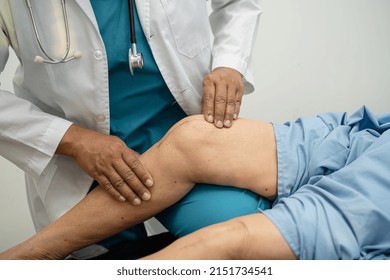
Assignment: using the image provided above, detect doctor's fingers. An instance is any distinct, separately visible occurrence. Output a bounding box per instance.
[233,88,244,121]
[225,70,244,122]
[97,166,149,206]
[213,82,228,128]
[214,81,243,128]
[113,160,152,204]
[96,174,129,203]
[222,84,240,128]
[202,82,231,128]
[202,77,216,124]
[202,67,244,128]
[122,149,154,189]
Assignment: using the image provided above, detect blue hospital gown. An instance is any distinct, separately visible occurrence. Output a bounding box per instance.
[265,106,390,259]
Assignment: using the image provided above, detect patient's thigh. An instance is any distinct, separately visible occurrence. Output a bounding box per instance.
[156,183,271,237]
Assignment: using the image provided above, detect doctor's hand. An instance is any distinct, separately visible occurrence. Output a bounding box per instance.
[202,67,244,128]
[56,125,153,205]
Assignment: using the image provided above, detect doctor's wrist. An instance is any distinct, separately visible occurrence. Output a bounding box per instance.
[55,124,84,159]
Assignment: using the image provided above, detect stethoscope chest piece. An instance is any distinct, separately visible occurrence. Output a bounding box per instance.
[128,0,143,75]
[129,43,144,75]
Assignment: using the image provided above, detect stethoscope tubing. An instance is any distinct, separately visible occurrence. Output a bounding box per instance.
[128,0,137,44]
[26,0,75,64]
[26,0,142,71]
[128,0,144,74]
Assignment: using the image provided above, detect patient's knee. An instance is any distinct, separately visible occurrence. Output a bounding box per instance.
[199,218,251,259]
[159,115,212,154]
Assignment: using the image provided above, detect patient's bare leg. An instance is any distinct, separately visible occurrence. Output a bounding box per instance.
[143,213,295,260]
[0,115,278,259]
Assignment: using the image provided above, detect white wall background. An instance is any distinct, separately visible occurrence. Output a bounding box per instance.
[1,0,389,252]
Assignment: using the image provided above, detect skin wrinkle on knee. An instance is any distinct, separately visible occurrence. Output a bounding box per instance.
[233,219,253,259]
[166,222,235,259]
[220,218,252,259]
[179,218,253,259]
[156,116,205,148]
[154,116,213,181]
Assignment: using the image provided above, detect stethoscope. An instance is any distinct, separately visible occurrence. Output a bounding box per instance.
[127,0,144,75]
[26,0,144,75]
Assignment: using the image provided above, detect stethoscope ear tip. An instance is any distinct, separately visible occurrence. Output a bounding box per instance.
[29,0,81,65]
[34,56,44,64]
[34,51,81,64]
[74,51,82,59]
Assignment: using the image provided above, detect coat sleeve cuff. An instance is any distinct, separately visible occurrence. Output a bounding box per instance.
[26,118,73,178]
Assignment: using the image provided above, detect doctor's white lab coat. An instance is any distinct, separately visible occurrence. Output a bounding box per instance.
[0,0,261,258]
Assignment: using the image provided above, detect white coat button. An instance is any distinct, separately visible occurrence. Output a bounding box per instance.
[96,115,106,122]
[94,50,103,60]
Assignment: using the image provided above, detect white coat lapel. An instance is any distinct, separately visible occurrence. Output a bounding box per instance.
[73,0,100,29]
[135,0,150,39]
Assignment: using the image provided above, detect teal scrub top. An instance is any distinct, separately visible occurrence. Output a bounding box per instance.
[90,0,186,248]
[90,0,186,154]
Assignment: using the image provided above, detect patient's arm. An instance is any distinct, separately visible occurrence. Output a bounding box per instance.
[0,115,281,259]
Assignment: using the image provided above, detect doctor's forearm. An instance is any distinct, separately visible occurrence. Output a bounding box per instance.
[0,119,200,259]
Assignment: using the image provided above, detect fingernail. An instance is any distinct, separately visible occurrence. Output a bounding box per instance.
[142,192,151,201]
[133,198,141,206]
[224,120,231,127]
[216,120,223,128]
[145,179,153,187]
[119,196,126,202]
[233,114,238,120]
[207,115,214,123]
